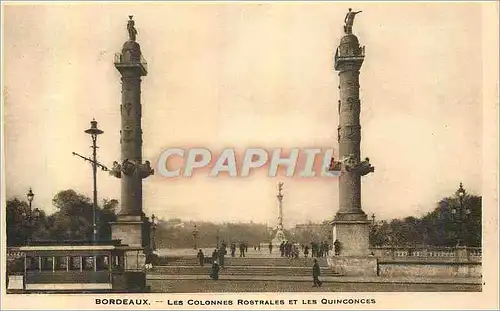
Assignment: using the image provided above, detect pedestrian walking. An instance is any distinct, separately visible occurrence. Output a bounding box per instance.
[312,259,322,287]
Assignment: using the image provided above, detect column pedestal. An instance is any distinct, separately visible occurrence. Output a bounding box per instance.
[331,219,371,257]
[110,216,147,292]
[111,215,144,247]
[329,218,377,276]
[271,229,286,247]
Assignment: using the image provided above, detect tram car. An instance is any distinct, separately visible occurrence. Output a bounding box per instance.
[6,240,147,293]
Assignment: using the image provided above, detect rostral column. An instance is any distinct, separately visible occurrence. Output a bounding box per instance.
[110,16,154,260]
[331,9,374,257]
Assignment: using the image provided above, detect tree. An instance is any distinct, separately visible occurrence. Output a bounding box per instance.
[50,190,94,240]
[6,189,119,245]
[421,194,481,247]
[369,192,482,247]
[99,199,119,240]
[370,220,391,246]
[50,190,119,241]
[7,199,36,246]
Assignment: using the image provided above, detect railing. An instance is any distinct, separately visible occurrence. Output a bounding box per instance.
[114,53,148,73]
[370,246,482,262]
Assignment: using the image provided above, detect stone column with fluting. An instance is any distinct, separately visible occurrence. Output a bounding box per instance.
[331,17,374,257]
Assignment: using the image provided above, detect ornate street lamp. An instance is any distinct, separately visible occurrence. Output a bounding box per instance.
[371,213,376,226]
[84,119,104,242]
[24,188,40,241]
[151,214,157,251]
[452,182,470,246]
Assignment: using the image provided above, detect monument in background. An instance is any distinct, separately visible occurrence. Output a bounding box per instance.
[109,16,155,289]
[272,182,287,245]
[329,9,376,275]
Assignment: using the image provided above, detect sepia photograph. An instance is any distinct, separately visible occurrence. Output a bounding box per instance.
[1,1,498,310]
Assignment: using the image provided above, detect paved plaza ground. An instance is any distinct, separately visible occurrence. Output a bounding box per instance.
[148,279,481,293]
[150,247,482,293]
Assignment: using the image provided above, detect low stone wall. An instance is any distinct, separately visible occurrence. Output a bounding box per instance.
[378,260,481,278]
[328,256,378,276]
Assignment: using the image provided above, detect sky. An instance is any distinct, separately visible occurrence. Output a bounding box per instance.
[2,2,485,227]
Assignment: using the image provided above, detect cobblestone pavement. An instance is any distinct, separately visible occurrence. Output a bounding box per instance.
[147,274,482,285]
[148,279,481,292]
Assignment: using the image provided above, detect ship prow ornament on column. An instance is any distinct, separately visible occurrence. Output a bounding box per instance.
[329,9,377,276]
[109,16,154,291]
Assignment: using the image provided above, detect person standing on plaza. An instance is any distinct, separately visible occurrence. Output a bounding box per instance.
[323,241,329,257]
[239,242,246,257]
[212,248,219,262]
[210,260,220,280]
[197,249,205,267]
[230,243,236,257]
[334,239,341,256]
[218,244,226,269]
[312,259,322,287]
[268,241,273,254]
[292,244,299,259]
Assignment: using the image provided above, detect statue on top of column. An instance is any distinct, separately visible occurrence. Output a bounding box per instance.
[127,15,138,41]
[344,8,362,34]
[278,182,284,197]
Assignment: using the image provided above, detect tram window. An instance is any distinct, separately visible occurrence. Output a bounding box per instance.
[69,256,82,271]
[96,256,109,271]
[26,256,39,271]
[113,255,124,268]
[41,257,54,271]
[82,256,95,271]
[55,257,68,271]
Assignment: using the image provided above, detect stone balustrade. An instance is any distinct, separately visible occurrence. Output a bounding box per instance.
[370,246,481,262]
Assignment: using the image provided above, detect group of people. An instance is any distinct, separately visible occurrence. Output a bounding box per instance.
[277,241,300,258]
[195,238,342,286]
[196,247,225,280]
[270,241,333,259]
[306,241,331,258]
[196,240,251,280]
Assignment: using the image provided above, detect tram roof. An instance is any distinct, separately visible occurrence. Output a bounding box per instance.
[24,240,123,246]
[17,240,127,251]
